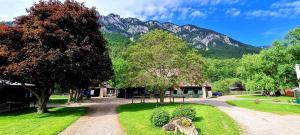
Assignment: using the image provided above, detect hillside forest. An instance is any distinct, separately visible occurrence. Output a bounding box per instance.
[106,27,300,95]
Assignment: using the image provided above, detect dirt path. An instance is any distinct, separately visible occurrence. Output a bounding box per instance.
[59,98,128,135]
[192,96,300,135]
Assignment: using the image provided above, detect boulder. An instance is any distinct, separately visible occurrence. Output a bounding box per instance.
[163,123,176,132]
[163,117,198,135]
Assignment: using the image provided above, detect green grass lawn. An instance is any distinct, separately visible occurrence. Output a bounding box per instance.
[227,100,300,115]
[236,95,293,102]
[50,95,69,99]
[49,95,69,104]
[117,103,240,135]
[0,107,86,135]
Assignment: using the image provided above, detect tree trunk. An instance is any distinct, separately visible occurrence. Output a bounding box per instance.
[159,89,165,104]
[170,89,173,103]
[37,91,50,114]
[23,87,50,114]
[73,90,78,102]
[68,89,74,103]
[76,89,81,102]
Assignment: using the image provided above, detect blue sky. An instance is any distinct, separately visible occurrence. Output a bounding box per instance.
[0,0,299,46]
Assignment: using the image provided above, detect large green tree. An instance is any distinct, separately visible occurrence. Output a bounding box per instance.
[286,27,300,45]
[237,39,299,94]
[212,78,241,93]
[0,0,113,113]
[206,58,239,82]
[109,58,130,89]
[104,33,132,89]
[127,30,206,103]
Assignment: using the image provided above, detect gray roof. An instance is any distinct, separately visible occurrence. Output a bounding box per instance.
[0,80,35,87]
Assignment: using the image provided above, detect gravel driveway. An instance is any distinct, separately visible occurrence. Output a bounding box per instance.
[59,98,129,135]
[58,96,300,135]
[192,96,300,135]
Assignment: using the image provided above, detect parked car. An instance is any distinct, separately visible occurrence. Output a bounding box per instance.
[212,92,222,97]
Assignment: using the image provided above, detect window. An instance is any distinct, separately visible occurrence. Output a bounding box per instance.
[193,90,198,94]
[173,90,177,94]
[184,90,188,94]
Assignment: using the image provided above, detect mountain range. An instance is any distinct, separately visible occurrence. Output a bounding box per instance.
[98,14,261,58]
[1,14,261,59]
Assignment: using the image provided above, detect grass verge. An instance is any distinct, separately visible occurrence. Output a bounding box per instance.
[0,107,87,135]
[117,103,240,135]
[49,95,69,104]
[236,95,293,102]
[227,100,300,115]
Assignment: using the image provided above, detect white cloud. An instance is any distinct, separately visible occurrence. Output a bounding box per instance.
[246,8,300,18]
[0,0,36,21]
[195,0,240,6]
[79,0,239,21]
[225,8,240,17]
[247,0,300,18]
[271,1,300,8]
[0,0,240,21]
[190,11,206,18]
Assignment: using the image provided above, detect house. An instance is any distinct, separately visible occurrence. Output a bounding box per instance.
[89,82,117,97]
[228,82,245,94]
[112,67,212,99]
[0,80,36,113]
[116,83,212,99]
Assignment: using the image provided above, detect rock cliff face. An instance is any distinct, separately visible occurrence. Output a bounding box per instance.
[98,13,259,53]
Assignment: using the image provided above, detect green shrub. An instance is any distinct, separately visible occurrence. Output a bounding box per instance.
[150,108,170,127]
[172,105,196,120]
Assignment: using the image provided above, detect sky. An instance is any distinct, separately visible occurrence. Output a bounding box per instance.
[0,0,299,46]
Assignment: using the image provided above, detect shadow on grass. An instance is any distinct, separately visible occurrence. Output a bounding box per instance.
[193,117,203,134]
[117,103,213,114]
[117,103,181,113]
[0,107,87,118]
[193,116,203,122]
[38,107,87,118]
[0,108,36,116]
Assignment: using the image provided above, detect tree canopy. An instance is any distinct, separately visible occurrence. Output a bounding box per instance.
[237,30,300,94]
[127,30,206,103]
[212,78,241,93]
[206,58,239,82]
[0,0,112,113]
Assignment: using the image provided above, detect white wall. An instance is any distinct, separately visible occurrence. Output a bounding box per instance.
[296,64,300,80]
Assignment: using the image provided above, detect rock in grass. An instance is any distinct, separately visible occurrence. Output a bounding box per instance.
[163,123,176,132]
[163,117,198,135]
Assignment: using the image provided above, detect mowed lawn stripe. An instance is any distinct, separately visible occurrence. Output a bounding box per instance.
[0,107,87,135]
[227,100,300,115]
[117,103,240,135]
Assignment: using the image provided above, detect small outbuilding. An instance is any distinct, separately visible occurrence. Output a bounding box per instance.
[0,80,36,113]
[116,83,212,99]
[89,82,117,97]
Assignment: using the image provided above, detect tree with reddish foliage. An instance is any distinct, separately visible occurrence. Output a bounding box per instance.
[0,0,113,113]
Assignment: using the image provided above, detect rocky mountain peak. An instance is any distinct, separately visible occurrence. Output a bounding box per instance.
[98,13,260,58]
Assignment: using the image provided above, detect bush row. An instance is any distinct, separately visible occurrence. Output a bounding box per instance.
[150,105,196,127]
